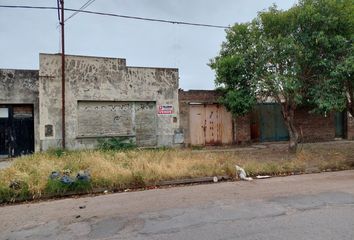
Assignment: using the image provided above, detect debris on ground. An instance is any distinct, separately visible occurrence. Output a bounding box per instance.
[235,165,253,181]
[49,171,60,180]
[60,175,75,185]
[256,175,271,179]
[213,176,218,183]
[79,205,86,209]
[76,170,91,181]
[48,170,91,185]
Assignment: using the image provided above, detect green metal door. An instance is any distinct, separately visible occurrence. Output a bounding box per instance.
[334,112,345,138]
[257,104,289,142]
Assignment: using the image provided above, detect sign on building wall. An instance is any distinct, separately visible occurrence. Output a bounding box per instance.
[158,105,173,115]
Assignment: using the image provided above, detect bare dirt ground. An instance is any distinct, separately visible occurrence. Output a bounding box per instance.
[195,140,354,162]
[1,170,353,240]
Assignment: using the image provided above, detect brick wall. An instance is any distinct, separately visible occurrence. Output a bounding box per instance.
[294,108,335,142]
[178,89,222,102]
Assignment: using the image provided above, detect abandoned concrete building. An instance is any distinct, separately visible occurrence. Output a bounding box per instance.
[0,53,180,157]
[179,90,354,146]
[1,54,354,156]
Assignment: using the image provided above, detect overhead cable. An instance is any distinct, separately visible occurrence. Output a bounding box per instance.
[0,5,230,29]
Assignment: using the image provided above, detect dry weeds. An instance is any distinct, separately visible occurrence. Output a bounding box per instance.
[0,141,353,202]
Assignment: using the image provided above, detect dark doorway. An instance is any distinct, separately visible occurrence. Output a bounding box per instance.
[0,105,34,157]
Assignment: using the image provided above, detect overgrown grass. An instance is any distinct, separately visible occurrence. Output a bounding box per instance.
[0,142,353,203]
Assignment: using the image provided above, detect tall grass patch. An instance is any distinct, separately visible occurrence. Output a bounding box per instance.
[0,142,353,203]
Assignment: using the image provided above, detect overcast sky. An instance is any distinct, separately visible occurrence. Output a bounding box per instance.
[0,0,297,90]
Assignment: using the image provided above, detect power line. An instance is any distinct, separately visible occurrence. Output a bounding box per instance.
[64,0,96,23]
[0,5,230,29]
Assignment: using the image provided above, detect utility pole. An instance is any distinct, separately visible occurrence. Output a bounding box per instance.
[59,0,66,149]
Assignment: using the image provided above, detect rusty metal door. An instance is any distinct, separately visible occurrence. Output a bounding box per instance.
[189,104,205,145]
[189,104,233,146]
[205,104,220,145]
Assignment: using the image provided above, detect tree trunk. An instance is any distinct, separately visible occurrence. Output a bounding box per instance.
[286,117,299,153]
[281,104,299,153]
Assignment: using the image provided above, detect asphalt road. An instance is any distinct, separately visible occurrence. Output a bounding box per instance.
[1,170,354,240]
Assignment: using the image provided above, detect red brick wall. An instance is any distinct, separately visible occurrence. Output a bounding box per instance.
[294,108,335,142]
[178,89,222,102]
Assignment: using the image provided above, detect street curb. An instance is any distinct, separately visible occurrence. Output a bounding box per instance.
[1,169,351,205]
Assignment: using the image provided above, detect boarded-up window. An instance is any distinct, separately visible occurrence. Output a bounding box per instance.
[77,101,157,146]
[78,101,134,137]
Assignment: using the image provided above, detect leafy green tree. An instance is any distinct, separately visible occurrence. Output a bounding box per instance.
[210,7,304,152]
[210,0,354,152]
[295,0,354,116]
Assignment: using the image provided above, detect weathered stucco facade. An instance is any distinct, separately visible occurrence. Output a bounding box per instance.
[39,54,180,150]
[0,69,40,154]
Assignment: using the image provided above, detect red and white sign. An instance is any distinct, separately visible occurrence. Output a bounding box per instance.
[158,105,173,115]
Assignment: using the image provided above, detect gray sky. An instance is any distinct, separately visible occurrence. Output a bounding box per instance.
[0,0,297,90]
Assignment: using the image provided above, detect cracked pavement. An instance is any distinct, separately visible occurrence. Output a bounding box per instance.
[1,170,354,240]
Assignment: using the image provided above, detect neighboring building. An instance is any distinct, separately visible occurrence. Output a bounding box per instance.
[179,90,354,146]
[0,69,39,156]
[0,53,180,157]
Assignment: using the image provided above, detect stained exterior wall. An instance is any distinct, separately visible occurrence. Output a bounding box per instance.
[39,54,179,150]
[0,69,40,152]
